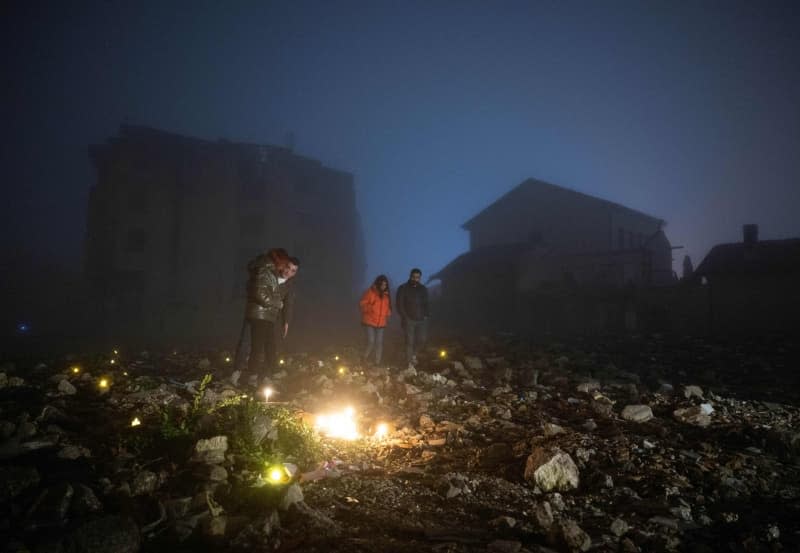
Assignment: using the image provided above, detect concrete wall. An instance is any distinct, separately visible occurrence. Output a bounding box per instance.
[85,126,365,347]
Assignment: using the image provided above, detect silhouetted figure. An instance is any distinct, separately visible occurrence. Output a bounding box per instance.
[244,248,292,384]
[359,275,392,366]
[682,254,694,280]
[396,268,429,366]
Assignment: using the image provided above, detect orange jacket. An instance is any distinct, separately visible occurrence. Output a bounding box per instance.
[359,286,391,328]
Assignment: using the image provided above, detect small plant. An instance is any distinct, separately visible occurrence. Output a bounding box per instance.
[159,373,212,439]
[209,396,322,469]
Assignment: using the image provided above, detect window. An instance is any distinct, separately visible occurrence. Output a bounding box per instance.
[124,229,148,253]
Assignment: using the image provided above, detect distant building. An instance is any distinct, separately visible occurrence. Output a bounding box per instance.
[693,224,800,334]
[85,125,365,345]
[431,178,675,334]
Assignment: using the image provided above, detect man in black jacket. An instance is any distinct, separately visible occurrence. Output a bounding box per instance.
[395,268,429,367]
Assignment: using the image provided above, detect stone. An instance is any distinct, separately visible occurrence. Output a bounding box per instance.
[204,515,227,538]
[542,422,566,437]
[131,470,159,496]
[621,404,654,423]
[251,414,274,444]
[70,484,103,517]
[480,442,514,468]
[673,406,711,427]
[683,385,704,399]
[57,445,91,460]
[524,449,580,492]
[534,501,554,530]
[464,356,483,370]
[73,515,140,553]
[165,497,193,520]
[57,380,77,395]
[610,518,630,536]
[560,519,591,551]
[576,381,600,394]
[280,483,304,511]
[192,436,228,464]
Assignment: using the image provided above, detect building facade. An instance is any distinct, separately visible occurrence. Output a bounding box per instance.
[85,125,365,345]
[431,178,675,335]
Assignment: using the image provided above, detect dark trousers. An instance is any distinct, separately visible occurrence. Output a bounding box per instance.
[403,318,427,363]
[248,319,277,377]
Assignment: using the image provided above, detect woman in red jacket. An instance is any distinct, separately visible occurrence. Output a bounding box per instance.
[359,275,391,365]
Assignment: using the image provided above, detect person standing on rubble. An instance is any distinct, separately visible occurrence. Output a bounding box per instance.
[396,268,429,367]
[359,274,392,366]
[243,248,292,384]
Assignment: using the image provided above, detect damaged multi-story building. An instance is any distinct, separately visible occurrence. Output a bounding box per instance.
[431,178,675,334]
[85,125,365,346]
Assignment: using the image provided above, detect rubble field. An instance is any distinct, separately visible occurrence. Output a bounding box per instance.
[1,334,799,552]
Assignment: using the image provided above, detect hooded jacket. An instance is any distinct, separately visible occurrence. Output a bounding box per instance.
[359,286,391,328]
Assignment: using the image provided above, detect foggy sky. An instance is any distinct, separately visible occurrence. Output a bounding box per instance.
[2,0,799,290]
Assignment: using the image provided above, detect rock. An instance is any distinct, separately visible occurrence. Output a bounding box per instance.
[524,448,580,492]
[610,518,630,536]
[489,516,517,529]
[70,484,103,517]
[576,381,600,394]
[131,471,159,496]
[192,436,228,464]
[73,516,140,553]
[673,406,712,427]
[560,519,591,552]
[542,422,565,437]
[582,419,597,432]
[0,465,40,501]
[280,483,304,511]
[197,358,211,370]
[57,380,77,395]
[0,420,15,438]
[8,376,25,387]
[418,414,435,432]
[534,501,554,530]
[683,385,704,399]
[203,515,227,538]
[57,445,92,460]
[464,356,483,370]
[621,404,654,423]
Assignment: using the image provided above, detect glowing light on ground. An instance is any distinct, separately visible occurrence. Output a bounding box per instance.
[374,422,389,439]
[224,356,231,363]
[263,387,274,401]
[131,417,141,427]
[71,366,80,374]
[439,350,447,359]
[315,407,360,440]
[98,378,109,389]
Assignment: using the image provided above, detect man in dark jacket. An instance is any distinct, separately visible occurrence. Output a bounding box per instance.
[396,268,429,366]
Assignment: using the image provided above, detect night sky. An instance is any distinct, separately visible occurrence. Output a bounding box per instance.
[3,0,799,290]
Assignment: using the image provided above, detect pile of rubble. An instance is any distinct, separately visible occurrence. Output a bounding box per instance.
[1,334,798,552]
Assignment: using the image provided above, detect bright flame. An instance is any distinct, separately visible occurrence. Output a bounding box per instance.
[263,387,274,401]
[98,378,109,389]
[334,355,340,361]
[113,349,119,355]
[279,358,285,365]
[315,407,360,440]
[110,359,116,365]
[71,366,80,374]
[374,422,389,439]
[439,350,447,359]
[131,417,141,427]
[338,366,346,375]
[224,356,231,363]
[123,371,129,376]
